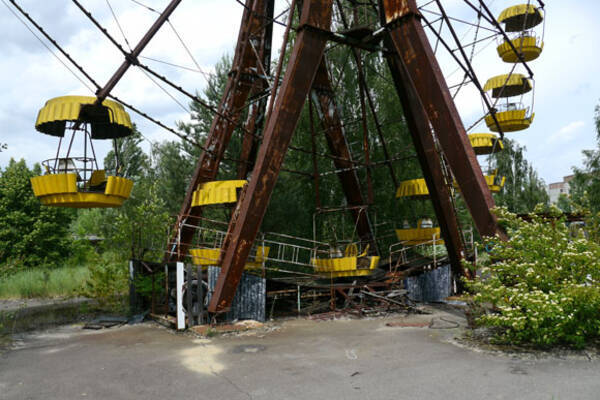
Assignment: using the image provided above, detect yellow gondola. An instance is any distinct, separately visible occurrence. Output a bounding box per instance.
[497,36,543,63]
[190,246,270,269]
[453,172,506,193]
[395,219,444,246]
[30,96,134,208]
[498,4,543,32]
[484,74,534,132]
[497,4,544,63]
[396,178,429,198]
[469,133,504,155]
[485,173,506,193]
[312,244,379,278]
[191,180,247,207]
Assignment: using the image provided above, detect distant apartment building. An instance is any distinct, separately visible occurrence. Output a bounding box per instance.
[547,175,574,203]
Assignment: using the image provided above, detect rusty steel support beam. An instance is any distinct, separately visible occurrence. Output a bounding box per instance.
[383,37,464,276]
[94,0,182,103]
[237,0,274,179]
[167,0,270,262]
[310,61,379,255]
[380,0,501,240]
[209,0,334,313]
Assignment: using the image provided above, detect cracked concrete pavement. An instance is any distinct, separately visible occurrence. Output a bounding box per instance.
[1,307,598,400]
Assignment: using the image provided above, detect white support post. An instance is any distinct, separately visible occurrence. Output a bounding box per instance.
[176,261,185,330]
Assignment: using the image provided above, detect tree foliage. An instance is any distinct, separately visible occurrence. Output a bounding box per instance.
[104,124,150,179]
[570,104,600,213]
[488,138,549,213]
[0,159,74,269]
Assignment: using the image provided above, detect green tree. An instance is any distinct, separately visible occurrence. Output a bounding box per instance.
[570,104,600,212]
[489,138,549,213]
[104,124,150,179]
[556,193,572,213]
[151,141,194,214]
[0,159,74,269]
[108,179,171,262]
[178,55,235,164]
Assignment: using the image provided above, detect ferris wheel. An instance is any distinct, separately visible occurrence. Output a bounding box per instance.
[5,0,545,315]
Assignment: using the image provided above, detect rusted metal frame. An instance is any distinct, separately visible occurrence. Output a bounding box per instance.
[418,13,503,138]
[357,55,375,205]
[308,97,322,208]
[72,0,182,104]
[419,7,497,34]
[311,60,379,255]
[380,0,501,240]
[208,0,334,314]
[358,67,399,188]
[326,31,383,53]
[266,0,296,121]
[237,87,266,179]
[476,0,534,78]
[460,0,497,26]
[238,0,275,179]
[334,1,399,188]
[136,63,260,140]
[168,0,270,262]
[234,0,295,30]
[432,1,504,138]
[69,0,264,155]
[450,32,498,53]
[317,151,416,177]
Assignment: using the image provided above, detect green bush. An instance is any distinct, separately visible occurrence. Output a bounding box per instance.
[467,205,600,348]
[79,254,129,313]
[133,271,165,303]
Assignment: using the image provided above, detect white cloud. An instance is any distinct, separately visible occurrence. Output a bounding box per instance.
[547,120,585,143]
[559,121,586,135]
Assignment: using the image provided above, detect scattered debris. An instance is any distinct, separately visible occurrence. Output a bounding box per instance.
[428,316,461,329]
[83,316,128,330]
[234,320,264,329]
[386,321,429,328]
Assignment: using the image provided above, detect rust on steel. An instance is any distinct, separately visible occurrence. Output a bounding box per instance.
[310,60,378,255]
[167,0,271,262]
[237,0,274,179]
[383,36,465,276]
[209,0,334,313]
[381,0,501,239]
[94,0,182,103]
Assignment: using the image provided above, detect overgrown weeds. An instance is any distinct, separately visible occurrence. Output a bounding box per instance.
[0,266,89,299]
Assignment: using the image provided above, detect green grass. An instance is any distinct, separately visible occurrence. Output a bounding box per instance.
[0,266,90,299]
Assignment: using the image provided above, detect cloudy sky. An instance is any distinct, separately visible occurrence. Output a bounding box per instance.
[0,0,598,186]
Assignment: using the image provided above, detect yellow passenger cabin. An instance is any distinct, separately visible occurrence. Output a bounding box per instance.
[395,219,444,246]
[30,96,134,208]
[396,178,429,199]
[191,180,247,207]
[497,4,544,63]
[312,244,380,278]
[484,74,534,132]
[468,133,504,155]
[189,246,270,270]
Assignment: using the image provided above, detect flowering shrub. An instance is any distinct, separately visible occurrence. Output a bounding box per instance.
[467,205,600,348]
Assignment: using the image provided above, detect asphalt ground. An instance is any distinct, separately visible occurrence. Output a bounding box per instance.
[1,307,598,400]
